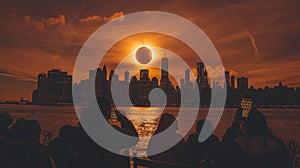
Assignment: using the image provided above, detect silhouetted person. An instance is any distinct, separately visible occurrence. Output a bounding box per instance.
[0,112,13,138]
[96,97,138,167]
[115,110,138,138]
[147,113,185,164]
[97,97,138,149]
[9,118,28,141]
[221,107,244,144]
[222,110,292,168]
[6,119,52,168]
[0,134,10,167]
[48,125,74,168]
[49,97,111,168]
[54,96,138,168]
[24,120,52,168]
[183,120,220,166]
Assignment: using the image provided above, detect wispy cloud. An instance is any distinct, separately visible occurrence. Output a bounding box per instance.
[79,11,124,23]
[224,0,259,57]
[24,14,66,30]
[0,72,36,82]
[79,15,101,23]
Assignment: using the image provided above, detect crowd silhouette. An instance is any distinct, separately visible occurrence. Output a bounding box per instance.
[0,98,294,168]
[0,113,51,167]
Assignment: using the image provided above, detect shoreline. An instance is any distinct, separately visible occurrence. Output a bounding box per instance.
[1,103,300,109]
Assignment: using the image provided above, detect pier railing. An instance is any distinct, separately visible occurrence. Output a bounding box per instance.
[133,157,207,168]
[133,141,300,168]
[287,141,300,168]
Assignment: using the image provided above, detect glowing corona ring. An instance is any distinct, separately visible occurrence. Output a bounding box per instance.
[72,11,227,156]
[133,45,155,65]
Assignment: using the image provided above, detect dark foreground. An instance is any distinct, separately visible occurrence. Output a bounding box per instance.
[0,107,299,168]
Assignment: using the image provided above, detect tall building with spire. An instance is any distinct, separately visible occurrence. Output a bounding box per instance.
[160,50,170,90]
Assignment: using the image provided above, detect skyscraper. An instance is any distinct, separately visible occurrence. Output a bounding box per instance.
[140,69,149,81]
[160,50,169,90]
[237,76,249,91]
[161,50,168,79]
[180,79,185,89]
[38,73,46,91]
[124,71,129,83]
[185,68,190,84]
[225,71,230,88]
[109,70,114,81]
[35,69,72,104]
[196,62,209,89]
[103,64,107,80]
[197,62,205,81]
[231,75,235,89]
[90,67,109,98]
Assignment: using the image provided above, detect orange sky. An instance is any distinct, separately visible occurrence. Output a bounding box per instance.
[0,0,300,101]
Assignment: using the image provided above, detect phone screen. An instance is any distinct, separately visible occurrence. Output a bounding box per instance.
[240,98,253,118]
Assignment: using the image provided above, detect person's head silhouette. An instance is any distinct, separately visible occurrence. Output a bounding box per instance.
[155,113,178,134]
[96,96,111,120]
[0,112,13,128]
[24,120,41,142]
[246,110,268,136]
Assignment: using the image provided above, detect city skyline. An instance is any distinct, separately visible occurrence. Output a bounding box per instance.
[27,55,300,106]
[1,61,299,102]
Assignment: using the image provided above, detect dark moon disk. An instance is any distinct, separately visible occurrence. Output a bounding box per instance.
[135,47,152,64]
